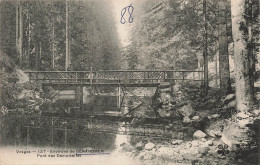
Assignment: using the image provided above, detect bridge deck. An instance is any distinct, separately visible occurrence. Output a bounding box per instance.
[25,70,204,86]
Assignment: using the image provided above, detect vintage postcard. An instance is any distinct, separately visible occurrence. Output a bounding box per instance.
[0,0,259,165]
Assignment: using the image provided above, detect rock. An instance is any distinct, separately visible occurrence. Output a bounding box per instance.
[143,152,156,160]
[121,144,133,152]
[227,100,236,109]
[190,149,199,156]
[237,119,250,126]
[145,142,155,150]
[183,116,191,123]
[184,142,192,149]
[237,112,249,119]
[217,154,226,159]
[178,104,195,117]
[222,94,235,104]
[193,130,207,139]
[136,151,146,159]
[210,114,220,119]
[35,105,40,111]
[207,130,216,137]
[192,116,200,121]
[196,154,203,158]
[136,141,144,150]
[191,140,200,147]
[159,82,171,88]
[205,140,213,146]
[252,109,260,116]
[201,138,207,142]
[213,130,222,137]
[198,147,209,155]
[157,108,171,117]
[160,93,173,103]
[182,153,195,160]
[172,139,183,145]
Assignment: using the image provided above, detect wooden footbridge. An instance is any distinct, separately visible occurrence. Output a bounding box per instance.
[25,70,204,87]
[21,70,203,146]
[25,69,204,118]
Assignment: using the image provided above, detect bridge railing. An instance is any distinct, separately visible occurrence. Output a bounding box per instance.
[25,70,204,84]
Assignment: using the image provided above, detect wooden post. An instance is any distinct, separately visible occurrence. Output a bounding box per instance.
[117,86,121,110]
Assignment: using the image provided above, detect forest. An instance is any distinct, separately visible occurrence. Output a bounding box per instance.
[0,0,260,165]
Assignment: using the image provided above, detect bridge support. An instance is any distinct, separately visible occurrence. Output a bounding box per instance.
[117,86,121,110]
[75,86,84,111]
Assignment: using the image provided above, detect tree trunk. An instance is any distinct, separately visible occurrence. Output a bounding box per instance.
[39,41,42,63]
[52,16,55,69]
[198,60,201,79]
[203,0,208,95]
[16,2,19,50]
[26,3,30,69]
[65,0,70,71]
[218,0,232,94]
[35,43,39,71]
[19,2,23,68]
[215,50,218,88]
[231,0,254,111]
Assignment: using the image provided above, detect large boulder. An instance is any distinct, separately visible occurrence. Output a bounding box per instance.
[121,143,134,152]
[198,146,209,155]
[222,94,235,104]
[227,100,236,109]
[172,139,183,145]
[136,141,144,150]
[145,142,155,150]
[157,108,172,117]
[178,103,195,117]
[183,116,191,123]
[193,130,207,139]
[192,116,200,121]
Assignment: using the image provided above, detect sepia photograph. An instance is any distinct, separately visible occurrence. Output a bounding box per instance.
[0,0,259,164]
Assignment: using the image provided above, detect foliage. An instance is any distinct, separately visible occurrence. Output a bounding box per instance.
[124,0,230,70]
[0,0,120,71]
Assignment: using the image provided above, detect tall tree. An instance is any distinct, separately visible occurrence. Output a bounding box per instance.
[231,0,254,111]
[65,0,70,71]
[18,2,23,68]
[26,3,31,69]
[203,0,208,94]
[218,0,232,94]
[16,1,19,51]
